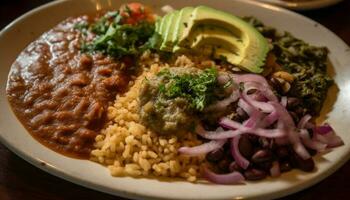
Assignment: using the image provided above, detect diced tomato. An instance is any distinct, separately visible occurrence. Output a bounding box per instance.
[120,2,155,25]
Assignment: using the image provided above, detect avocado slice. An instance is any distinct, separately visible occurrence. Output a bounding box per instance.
[160,11,180,51]
[172,7,194,52]
[172,7,193,46]
[156,6,268,73]
[190,26,244,52]
[155,17,161,33]
[157,12,172,39]
[177,6,269,73]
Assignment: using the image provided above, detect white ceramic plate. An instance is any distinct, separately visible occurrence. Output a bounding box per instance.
[255,0,343,10]
[0,0,350,199]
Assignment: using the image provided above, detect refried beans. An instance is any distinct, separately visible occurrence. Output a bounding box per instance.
[6,15,132,158]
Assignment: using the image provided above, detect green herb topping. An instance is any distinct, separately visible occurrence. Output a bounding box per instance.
[156,67,220,111]
[77,11,159,59]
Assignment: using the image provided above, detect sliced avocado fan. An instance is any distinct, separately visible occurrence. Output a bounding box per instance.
[155,6,269,73]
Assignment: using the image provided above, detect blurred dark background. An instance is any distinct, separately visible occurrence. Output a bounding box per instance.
[1,0,349,44]
[0,0,349,200]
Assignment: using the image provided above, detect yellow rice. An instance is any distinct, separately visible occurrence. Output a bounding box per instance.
[90,53,207,182]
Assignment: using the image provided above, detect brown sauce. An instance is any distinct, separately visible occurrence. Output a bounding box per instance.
[6,15,131,159]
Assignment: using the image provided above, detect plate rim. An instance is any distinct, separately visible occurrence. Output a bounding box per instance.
[0,0,350,200]
[255,0,343,10]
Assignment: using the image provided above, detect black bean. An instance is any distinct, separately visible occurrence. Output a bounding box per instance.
[280,161,292,172]
[291,153,315,172]
[256,161,272,172]
[299,158,315,172]
[286,97,300,109]
[239,135,254,159]
[229,161,243,172]
[244,168,267,181]
[248,135,259,146]
[251,149,272,163]
[276,146,289,159]
[206,148,224,163]
[218,159,230,173]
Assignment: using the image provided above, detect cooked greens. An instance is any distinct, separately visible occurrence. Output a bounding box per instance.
[245,17,333,114]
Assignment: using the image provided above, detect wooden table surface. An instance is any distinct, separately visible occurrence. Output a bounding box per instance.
[1,0,349,199]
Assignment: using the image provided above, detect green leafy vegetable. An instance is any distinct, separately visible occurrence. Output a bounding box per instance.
[245,17,333,114]
[91,11,121,35]
[78,11,159,59]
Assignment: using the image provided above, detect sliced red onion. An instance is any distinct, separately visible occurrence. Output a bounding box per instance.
[324,135,344,148]
[281,96,287,107]
[298,114,312,129]
[203,128,285,140]
[243,81,278,102]
[219,117,242,129]
[270,161,281,177]
[198,129,242,140]
[242,89,275,113]
[178,139,227,156]
[217,117,286,139]
[196,123,246,140]
[255,92,268,102]
[313,124,344,148]
[299,129,327,152]
[250,128,286,138]
[305,122,315,129]
[270,102,311,160]
[259,110,279,128]
[238,99,256,116]
[231,136,250,169]
[243,110,263,128]
[293,142,311,160]
[315,133,344,148]
[314,134,328,144]
[195,123,240,139]
[202,166,245,184]
[249,92,268,102]
[313,124,334,135]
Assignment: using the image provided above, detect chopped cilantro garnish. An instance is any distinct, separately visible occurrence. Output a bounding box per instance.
[78,11,160,59]
[157,67,220,111]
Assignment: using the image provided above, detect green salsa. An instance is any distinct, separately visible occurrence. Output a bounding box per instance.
[139,67,230,135]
